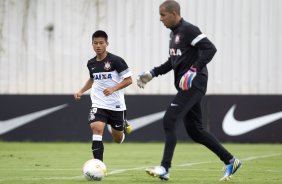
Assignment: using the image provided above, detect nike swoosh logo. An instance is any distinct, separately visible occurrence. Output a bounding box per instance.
[223,105,282,136]
[0,104,68,135]
[107,111,165,133]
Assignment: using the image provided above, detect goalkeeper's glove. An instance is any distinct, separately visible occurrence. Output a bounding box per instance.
[137,70,155,88]
[179,65,197,90]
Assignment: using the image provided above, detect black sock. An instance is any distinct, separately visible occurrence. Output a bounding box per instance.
[92,141,104,161]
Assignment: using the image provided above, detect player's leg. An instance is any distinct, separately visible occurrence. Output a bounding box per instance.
[145,102,179,180]
[88,107,107,161]
[184,102,234,162]
[146,88,203,180]
[161,88,204,170]
[90,121,106,161]
[109,110,125,143]
[111,128,125,143]
[183,102,241,180]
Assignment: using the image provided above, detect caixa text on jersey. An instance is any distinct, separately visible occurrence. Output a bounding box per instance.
[92,73,112,80]
[169,48,182,56]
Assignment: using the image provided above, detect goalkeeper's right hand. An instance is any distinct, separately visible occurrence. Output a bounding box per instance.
[137,70,154,88]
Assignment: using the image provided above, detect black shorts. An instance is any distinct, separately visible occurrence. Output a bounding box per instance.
[88,107,125,131]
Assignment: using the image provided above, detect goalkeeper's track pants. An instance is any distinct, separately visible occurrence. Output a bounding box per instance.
[160,86,233,170]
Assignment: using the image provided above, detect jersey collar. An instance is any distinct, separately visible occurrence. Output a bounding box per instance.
[171,18,184,33]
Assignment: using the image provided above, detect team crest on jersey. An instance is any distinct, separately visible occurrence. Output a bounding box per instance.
[104,61,112,71]
[175,34,181,44]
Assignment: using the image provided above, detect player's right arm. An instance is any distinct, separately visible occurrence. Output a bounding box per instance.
[137,59,172,88]
[74,78,93,101]
[151,58,173,76]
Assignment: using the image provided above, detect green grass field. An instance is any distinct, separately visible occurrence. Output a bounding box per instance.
[0,142,281,184]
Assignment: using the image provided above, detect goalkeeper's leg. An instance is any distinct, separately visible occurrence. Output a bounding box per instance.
[183,102,241,181]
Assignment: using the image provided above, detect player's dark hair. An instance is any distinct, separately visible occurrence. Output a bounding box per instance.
[92,30,108,42]
[161,0,181,15]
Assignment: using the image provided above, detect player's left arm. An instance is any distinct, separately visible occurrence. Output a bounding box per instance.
[103,57,132,96]
[185,25,217,72]
[103,76,132,96]
[188,26,217,71]
[179,26,217,90]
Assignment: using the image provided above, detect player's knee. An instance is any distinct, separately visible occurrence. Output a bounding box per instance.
[189,133,201,143]
[163,121,177,134]
[90,125,104,135]
[163,116,173,131]
[187,128,205,143]
[163,111,179,131]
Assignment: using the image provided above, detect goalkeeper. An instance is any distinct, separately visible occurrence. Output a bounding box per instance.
[137,0,241,181]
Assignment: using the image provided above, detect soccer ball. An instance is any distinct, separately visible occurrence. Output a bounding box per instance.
[82,159,107,181]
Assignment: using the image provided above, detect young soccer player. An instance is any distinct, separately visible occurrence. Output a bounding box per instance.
[74,30,132,161]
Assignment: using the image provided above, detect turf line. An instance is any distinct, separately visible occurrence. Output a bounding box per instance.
[1,152,281,181]
[241,153,282,161]
[109,152,282,175]
[176,153,282,167]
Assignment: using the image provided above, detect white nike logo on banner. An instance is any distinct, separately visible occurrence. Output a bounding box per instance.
[0,104,68,135]
[107,111,165,133]
[223,105,282,136]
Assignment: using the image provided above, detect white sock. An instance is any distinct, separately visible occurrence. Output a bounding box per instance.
[119,133,125,144]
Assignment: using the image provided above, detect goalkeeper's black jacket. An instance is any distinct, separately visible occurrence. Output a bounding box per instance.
[152,18,217,93]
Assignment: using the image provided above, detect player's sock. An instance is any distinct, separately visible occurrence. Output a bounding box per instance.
[92,135,104,161]
[229,157,235,164]
[120,133,125,144]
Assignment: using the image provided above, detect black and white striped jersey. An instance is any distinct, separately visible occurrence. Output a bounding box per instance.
[152,18,217,92]
[87,52,132,111]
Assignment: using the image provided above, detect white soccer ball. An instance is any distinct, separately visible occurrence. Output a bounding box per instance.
[83,159,107,181]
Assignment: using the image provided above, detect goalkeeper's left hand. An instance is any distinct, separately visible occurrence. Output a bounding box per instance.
[179,65,197,90]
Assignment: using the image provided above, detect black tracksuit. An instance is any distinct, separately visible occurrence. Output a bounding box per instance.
[152,18,233,170]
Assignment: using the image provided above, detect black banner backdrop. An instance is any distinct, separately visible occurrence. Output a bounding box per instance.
[0,95,281,142]
[0,95,183,142]
[207,95,282,143]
